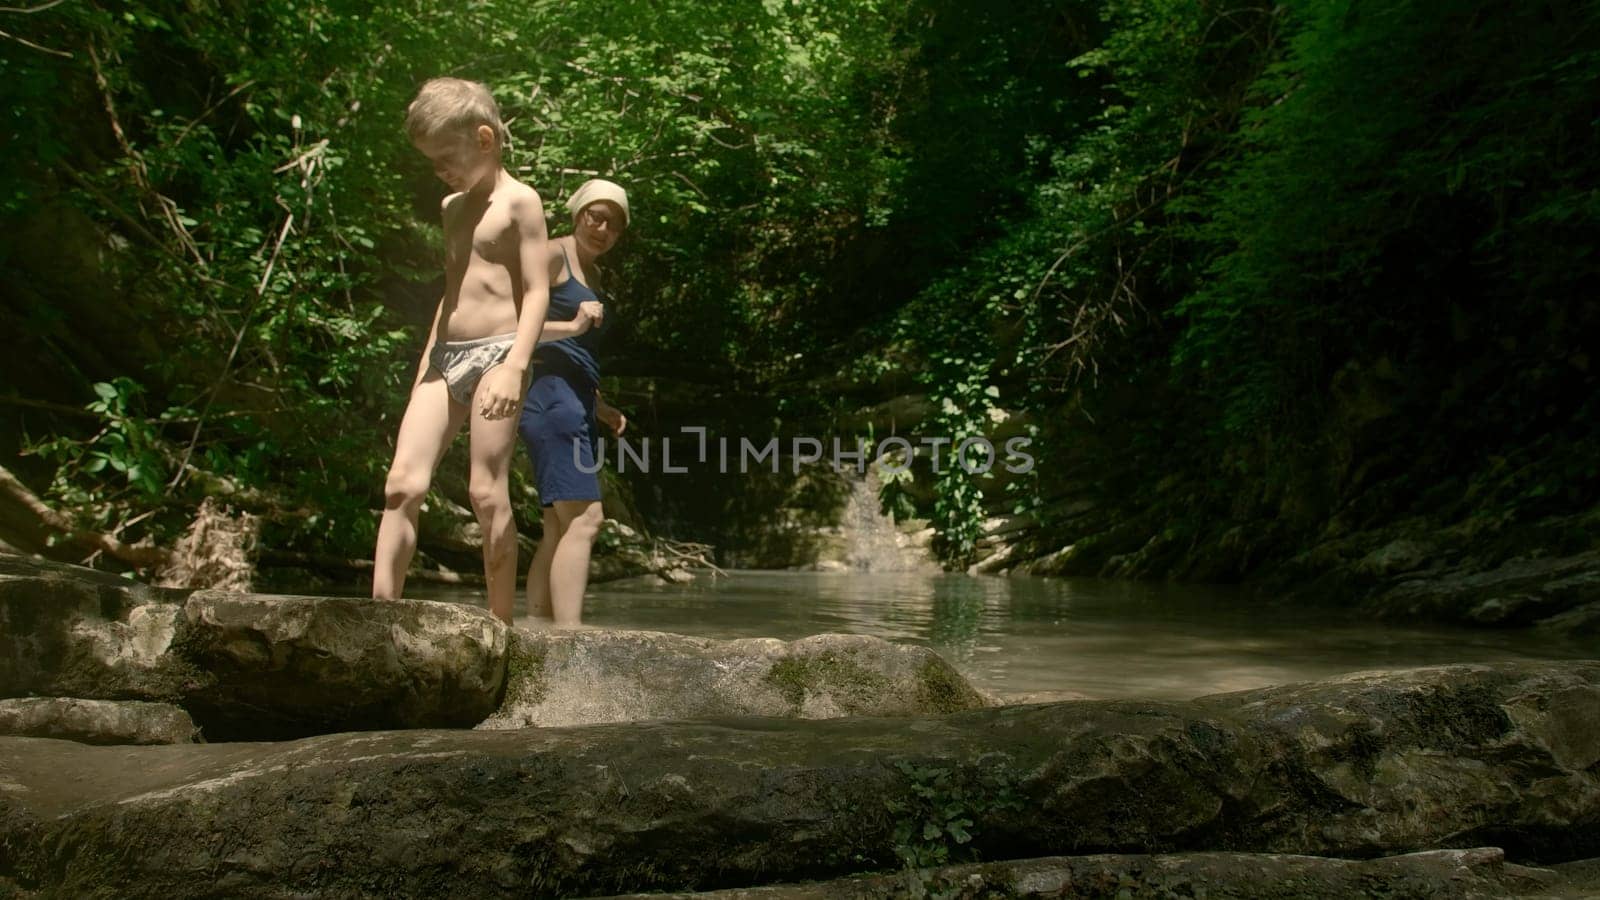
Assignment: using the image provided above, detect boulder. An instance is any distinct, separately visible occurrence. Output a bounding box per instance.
[0,698,199,745]
[0,554,516,740]
[1199,663,1600,861]
[1357,538,1434,578]
[1538,601,1600,641]
[481,630,987,728]
[176,591,510,740]
[1,661,1595,897]
[0,555,198,702]
[1370,550,1600,626]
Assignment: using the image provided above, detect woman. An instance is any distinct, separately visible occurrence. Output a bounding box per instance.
[518,178,630,625]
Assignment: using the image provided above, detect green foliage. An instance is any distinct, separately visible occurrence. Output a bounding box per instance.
[876,455,918,523]
[1177,0,1600,441]
[4,0,462,553]
[882,0,1263,560]
[27,378,169,540]
[889,0,1600,555]
[5,0,1596,573]
[1,0,918,560]
[885,758,1022,870]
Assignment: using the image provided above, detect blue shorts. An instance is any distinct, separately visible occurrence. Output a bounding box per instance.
[518,371,600,507]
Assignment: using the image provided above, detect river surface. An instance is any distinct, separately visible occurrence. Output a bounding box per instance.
[416,570,1595,700]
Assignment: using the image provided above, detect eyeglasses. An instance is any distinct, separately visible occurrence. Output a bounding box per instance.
[582,207,625,232]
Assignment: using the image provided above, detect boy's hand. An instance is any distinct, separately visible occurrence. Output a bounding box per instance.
[478,365,525,420]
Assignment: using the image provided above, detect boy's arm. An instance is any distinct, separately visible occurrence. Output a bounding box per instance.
[478,188,550,419]
[414,195,457,390]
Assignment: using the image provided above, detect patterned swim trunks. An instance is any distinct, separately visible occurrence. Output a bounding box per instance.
[429,333,516,405]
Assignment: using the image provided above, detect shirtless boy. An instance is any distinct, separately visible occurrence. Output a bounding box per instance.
[371,78,549,624]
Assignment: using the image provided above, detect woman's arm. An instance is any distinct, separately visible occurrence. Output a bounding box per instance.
[538,299,603,343]
[595,390,626,435]
[538,315,593,342]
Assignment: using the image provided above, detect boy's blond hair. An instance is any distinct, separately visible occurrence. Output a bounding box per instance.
[405,77,507,147]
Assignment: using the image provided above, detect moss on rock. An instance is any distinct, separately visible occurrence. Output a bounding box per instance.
[916,657,983,714]
[764,651,894,713]
[499,631,548,711]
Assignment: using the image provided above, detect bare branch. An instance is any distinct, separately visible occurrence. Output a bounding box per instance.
[171,78,257,148]
[0,393,250,425]
[671,170,712,202]
[273,139,329,174]
[88,42,208,268]
[0,0,70,13]
[169,206,297,491]
[0,24,69,57]
[170,142,319,492]
[0,463,172,568]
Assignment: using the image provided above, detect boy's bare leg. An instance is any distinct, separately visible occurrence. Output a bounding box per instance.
[374,373,468,600]
[525,506,561,619]
[468,374,522,624]
[549,499,603,627]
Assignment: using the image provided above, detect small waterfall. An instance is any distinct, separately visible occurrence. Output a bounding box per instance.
[837,471,938,573]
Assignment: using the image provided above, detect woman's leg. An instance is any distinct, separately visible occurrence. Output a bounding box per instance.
[525,506,563,620]
[549,499,604,626]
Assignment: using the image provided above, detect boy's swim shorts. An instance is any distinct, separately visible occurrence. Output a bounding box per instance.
[429,333,516,405]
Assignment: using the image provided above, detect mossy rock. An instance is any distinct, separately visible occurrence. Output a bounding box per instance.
[481,630,986,728]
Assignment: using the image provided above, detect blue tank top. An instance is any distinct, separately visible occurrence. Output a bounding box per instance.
[533,244,603,386]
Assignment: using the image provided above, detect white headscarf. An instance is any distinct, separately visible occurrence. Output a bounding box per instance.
[566,179,630,227]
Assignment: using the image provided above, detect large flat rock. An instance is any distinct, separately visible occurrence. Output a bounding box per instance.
[177,591,510,740]
[607,847,1572,899]
[483,630,987,728]
[1,661,1595,897]
[4,556,989,740]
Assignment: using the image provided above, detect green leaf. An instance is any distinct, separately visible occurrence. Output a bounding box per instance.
[946,819,972,843]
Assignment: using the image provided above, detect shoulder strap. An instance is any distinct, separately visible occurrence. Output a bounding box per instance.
[557,242,574,280]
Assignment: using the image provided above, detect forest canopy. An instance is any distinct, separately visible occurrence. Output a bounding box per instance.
[2,0,1595,578]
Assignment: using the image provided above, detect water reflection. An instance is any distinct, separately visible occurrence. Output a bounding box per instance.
[411,571,1595,700]
[927,578,986,664]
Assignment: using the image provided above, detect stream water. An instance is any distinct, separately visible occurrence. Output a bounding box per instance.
[413,570,1595,700]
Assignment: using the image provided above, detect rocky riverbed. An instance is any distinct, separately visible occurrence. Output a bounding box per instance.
[1,553,1597,898]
